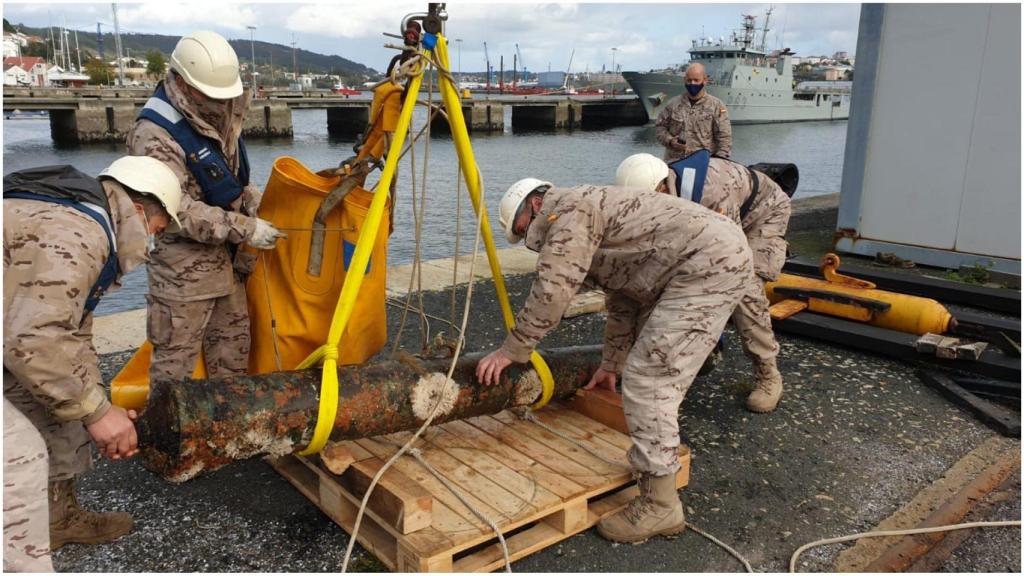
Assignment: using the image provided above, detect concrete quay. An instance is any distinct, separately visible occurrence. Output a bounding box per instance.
[3,87,647,144]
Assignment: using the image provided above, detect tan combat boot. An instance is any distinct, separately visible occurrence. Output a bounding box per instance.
[596,472,685,544]
[49,478,133,549]
[746,358,784,413]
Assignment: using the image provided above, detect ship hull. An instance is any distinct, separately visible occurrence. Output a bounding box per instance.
[623,71,850,124]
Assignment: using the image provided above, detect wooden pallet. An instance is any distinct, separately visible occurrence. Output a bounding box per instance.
[270,390,690,572]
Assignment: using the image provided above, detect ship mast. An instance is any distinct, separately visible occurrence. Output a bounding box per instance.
[760,6,774,51]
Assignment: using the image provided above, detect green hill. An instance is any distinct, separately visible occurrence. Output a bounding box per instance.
[4,20,379,82]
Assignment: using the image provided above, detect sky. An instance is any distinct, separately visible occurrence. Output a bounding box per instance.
[2,1,862,74]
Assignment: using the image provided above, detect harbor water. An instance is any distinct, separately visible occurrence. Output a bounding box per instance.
[2,108,848,315]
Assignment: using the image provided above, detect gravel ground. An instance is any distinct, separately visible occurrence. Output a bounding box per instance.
[57,273,1020,572]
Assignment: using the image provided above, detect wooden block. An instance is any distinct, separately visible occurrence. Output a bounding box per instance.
[542,497,589,534]
[398,543,452,573]
[335,457,433,534]
[955,342,988,360]
[769,298,808,321]
[567,389,628,435]
[321,442,356,475]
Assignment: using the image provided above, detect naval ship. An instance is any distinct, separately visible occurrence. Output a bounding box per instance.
[623,11,852,124]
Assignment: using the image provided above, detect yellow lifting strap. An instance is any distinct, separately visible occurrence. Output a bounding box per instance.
[433,35,555,410]
[297,64,426,456]
[300,37,555,455]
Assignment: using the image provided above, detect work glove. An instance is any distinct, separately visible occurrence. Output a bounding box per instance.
[248,218,287,250]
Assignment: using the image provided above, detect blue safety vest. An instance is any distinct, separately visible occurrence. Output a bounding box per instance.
[137,83,250,209]
[667,149,711,204]
[3,165,119,317]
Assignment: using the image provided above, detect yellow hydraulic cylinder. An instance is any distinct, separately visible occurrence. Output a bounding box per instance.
[765,254,954,335]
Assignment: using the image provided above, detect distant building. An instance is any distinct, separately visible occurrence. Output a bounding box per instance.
[4,63,29,85]
[3,56,48,86]
[833,51,849,61]
[536,71,566,88]
[48,68,90,88]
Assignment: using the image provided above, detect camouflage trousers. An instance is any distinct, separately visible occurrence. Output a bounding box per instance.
[732,198,790,372]
[3,370,92,481]
[621,258,750,477]
[148,282,251,382]
[3,397,55,572]
[731,272,780,370]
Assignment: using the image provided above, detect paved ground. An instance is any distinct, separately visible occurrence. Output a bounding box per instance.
[56,271,1020,573]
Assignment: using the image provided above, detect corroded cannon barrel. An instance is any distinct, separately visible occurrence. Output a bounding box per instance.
[138,345,604,482]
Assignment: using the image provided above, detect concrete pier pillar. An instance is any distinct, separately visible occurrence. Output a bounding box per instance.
[243,101,293,139]
[580,99,649,129]
[512,101,582,130]
[327,106,370,138]
[431,101,504,135]
[49,101,136,146]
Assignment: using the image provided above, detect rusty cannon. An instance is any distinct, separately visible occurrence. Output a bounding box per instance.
[137,345,604,482]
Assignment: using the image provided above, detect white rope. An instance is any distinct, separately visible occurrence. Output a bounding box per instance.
[788,520,1022,572]
[340,161,511,570]
[408,447,513,573]
[688,524,753,572]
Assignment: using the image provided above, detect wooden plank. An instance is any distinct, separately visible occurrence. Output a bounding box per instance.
[354,437,492,536]
[527,407,632,464]
[566,389,628,435]
[546,404,634,452]
[296,456,448,554]
[387,430,537,522]
[440,419,585,500]
[331,457,434,534]
[465,415,609,489]
[421,426,564,513]
[490,412,626,477]
[269,455,400,570]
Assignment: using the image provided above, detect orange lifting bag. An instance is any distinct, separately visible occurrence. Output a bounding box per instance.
[246,156,391,374]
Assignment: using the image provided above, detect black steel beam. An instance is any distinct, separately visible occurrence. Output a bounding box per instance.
[917,370,1020,438]
[772,311,1021,381]
[782,258,1021,315]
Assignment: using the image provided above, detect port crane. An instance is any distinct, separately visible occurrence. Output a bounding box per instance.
[515,43,528,83]
[483,41,493,89]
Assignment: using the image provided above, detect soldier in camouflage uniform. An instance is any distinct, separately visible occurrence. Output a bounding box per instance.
[477,180,752,544]
[4,157,183,561]
[616,153,792,412]
[655,62,732,162]
[127,31,284,383]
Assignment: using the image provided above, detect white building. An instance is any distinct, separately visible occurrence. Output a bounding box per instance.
[3,57,49,86]
[3,63,29,85]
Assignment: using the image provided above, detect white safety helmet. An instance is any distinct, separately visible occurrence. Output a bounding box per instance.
[170,31,243,100]
[498,177,552,244]
[615,153,670,192]
[99,156,183,233]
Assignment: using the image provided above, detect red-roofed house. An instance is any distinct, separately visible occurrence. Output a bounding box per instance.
[3,57,49,86]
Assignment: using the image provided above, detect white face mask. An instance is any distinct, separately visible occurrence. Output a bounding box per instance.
[140,212,157,257]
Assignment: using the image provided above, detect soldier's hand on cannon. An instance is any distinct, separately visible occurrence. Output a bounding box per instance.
[476,349,514,386]
[582,368,618,393]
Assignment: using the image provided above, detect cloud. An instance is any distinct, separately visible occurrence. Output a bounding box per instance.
[115,3,260,32]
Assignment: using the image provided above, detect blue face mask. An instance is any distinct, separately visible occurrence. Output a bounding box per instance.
[686,83,704,97]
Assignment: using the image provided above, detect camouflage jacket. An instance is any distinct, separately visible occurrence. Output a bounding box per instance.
[655,93,732,162]
[4,180,148,424]
[127,70,261,301]
[500,185,749,373]
[701,158,790,232]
